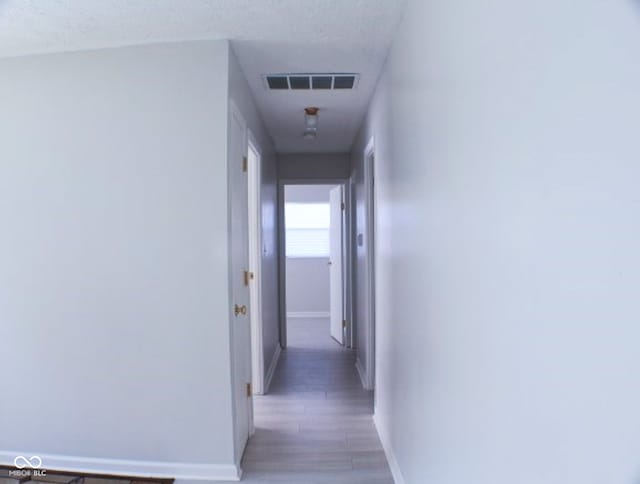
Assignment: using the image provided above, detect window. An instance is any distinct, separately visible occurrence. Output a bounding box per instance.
[285,203,330,257]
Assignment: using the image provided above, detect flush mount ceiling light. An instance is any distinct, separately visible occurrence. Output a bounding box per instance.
[303,107,319,140]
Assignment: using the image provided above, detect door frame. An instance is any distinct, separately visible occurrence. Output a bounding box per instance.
[277,179,354,350]
[363,136,376,390]
[247,133,264,395]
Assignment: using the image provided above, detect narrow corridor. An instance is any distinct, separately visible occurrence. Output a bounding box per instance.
[236,318,392,483]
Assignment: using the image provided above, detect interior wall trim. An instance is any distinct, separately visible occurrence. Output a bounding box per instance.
[373,414,406,484]
[0,452,241,483]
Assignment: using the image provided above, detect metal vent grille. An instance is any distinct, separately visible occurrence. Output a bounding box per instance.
[266,76,288,89]
[264,74,359,90]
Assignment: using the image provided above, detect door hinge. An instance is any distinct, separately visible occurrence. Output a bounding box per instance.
[341,202,345,210]
[246,382,252,398]
[242,156,248,173]
[342,319,348,329]
[243,270,254,286]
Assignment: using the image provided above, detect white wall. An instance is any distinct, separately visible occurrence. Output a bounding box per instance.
[353,1,640,483]
[285,258,330,315]
[278,153,351,180]
[228,47,280,396]
[285,184,335,203]
[0,41,239,480]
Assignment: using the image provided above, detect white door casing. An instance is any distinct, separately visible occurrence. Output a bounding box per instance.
[329,185,344,345]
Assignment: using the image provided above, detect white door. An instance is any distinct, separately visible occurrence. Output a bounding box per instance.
[329,186,344,344]
[229,102,253,460]
[247,142,264,395]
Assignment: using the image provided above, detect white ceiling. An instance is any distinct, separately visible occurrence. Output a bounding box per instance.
[0,0,406,153]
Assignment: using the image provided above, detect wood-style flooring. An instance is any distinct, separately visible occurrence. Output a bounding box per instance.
[233,318,393,483]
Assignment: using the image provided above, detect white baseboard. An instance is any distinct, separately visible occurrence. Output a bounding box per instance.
[355,357,369,390]
[264,344,281,393]
[0,452,240,482]
[286,311,329,319]
[372,414,405,484]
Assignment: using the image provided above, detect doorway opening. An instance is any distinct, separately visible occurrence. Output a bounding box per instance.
[281,184,347,348]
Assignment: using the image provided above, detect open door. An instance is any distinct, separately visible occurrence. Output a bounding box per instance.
[229,101,253,462]
[329,185,344,344]
[247,141,264,395]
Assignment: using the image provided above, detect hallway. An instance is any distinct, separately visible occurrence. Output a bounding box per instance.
[236,318,392,483]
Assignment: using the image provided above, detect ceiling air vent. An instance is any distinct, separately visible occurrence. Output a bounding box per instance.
[289,76,311,90]
[333,75,356,89]
[312,76,333,89]
[266,76,289,89]
[264,73,359,91]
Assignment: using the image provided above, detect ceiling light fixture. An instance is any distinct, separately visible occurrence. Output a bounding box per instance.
[303,107,319,140]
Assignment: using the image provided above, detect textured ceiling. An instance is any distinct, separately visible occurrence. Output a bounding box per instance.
[0,0,406,153]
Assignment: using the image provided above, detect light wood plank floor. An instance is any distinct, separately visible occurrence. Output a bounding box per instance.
[233,318,393,483]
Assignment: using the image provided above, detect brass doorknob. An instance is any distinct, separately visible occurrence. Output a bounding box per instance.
[234,304,247,316]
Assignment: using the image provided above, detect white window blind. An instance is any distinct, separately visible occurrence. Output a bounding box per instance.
[285,203,330,258]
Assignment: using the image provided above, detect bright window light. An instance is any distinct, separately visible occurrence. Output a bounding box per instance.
[285,203,330,257]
